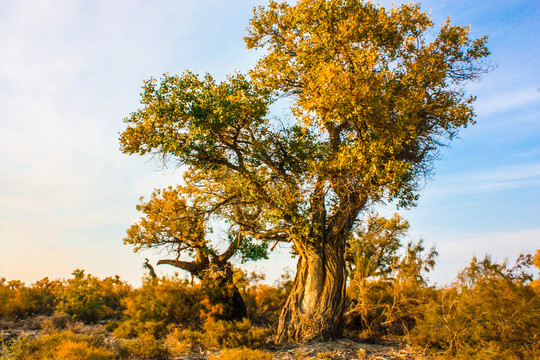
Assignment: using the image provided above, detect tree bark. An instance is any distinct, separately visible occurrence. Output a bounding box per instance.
[276,233,347,343]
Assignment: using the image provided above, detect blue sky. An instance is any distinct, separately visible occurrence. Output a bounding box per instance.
[1,0,538,286]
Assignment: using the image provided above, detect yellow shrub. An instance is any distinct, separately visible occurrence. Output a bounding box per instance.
[203,318,271,349]
[209,347,273,360]
[53,340,115,360]
[164,328,204,356]
[2,330,114,360]
[117,332,167,359]
[0,273,129,321]
[410,255,540,359]
[56,270,132,323]
[122,275,203,326]
[41,313,73,333]
[234,268,291,326]
[111,319,166,339]
[28,277,63,315]
[0,278,33,318]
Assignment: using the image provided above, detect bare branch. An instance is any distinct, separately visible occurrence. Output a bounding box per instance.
[157,259,201,274]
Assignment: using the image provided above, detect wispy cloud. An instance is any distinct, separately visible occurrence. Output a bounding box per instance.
[475,86,540,116]
[424,162,540,199]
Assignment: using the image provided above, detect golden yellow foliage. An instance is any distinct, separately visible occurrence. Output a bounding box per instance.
[53,340,115,360]
[346,214,437,335]
[209,347,273,360]
[119,0,491,342]
[411,255,540,359]
[203,318,272,349]
[3,330,114,360]
[531,249,540,295]
[165,328,204,356]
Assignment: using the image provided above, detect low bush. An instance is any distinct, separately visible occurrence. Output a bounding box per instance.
[164,327,204,356]
[116,332,167,359]
[203,318,271,349]
[41,313,75,333]
[27,277,63,316]
[0,279,34,319]
[0,272,131,323]
[410,254,540,359]
[122,275,204,327]
[56,270,131,323]
[235,269,292,326]
[111,319,167,339]
[243,283,290,326]
[209,347,273,360]
[1,330,114,360]
[51,339,115,360]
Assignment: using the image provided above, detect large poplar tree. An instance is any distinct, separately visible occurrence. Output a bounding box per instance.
[120,0,490,342]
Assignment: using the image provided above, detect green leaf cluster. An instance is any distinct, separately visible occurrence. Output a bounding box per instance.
[120,1,491,263]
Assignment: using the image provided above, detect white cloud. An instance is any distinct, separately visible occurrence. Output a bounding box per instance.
[424,162,540,198]
[475,86,540,116]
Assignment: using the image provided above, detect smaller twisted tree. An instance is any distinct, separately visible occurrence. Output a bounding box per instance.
[124,185,268,321]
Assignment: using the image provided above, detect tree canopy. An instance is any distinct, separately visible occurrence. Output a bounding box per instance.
[124,185,269,274]
[120,0,490,342]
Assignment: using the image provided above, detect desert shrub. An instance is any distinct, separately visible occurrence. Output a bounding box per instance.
[56,269,131,323]
[0,277,65,319]
[410,254,540,359]
[165,327,204,356]
[203,318,271,349]
[531,249,540,295]
[116,332,167,359]
[112,319,166,339]
[41,313,74,333]
[1,272,131,322]
[0,279,34,319]
[209,347,273,360]
[98,275,133,314]
[27,277,63,316]
[1,330,114,360]
[11,314,48,331]
[123,275,204,327]
[346,214,437,335]
[53,339,115,360]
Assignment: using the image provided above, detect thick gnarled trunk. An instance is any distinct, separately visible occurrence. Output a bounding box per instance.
[276,234,347,343]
